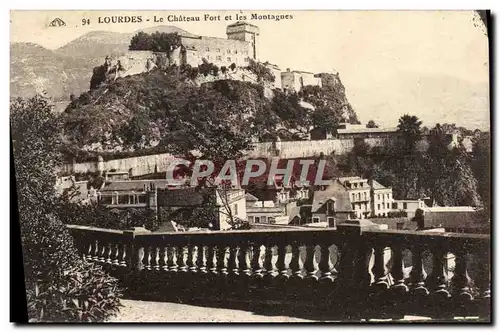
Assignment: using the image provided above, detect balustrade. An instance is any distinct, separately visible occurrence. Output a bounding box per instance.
[66,223,490,318]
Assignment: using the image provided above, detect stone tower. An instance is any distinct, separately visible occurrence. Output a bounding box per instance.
[226,21,260,60]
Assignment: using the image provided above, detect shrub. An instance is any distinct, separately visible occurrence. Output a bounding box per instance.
[22,212,122,322]
[12,96,123,322]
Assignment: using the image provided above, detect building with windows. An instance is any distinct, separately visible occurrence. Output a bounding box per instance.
[370,179,393,217]
[245,193,285,224]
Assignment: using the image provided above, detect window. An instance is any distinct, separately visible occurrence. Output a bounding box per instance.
[378,194,381,200]
[327,217,335,227]
[352,204,356,210]
[387,203,390,209]
[261,216,267,223]
[227,49,231,54]
[307,217,312,224]
[386,194,389,199]
[227,57,231,62]
[137,194,147,204]
[357,193,361,200]
[255,217,260,223]
[364,192,367,200]
[245,57,249,62]
[378,204,380,210]
[206,55,210,60]
[216,55,222,61]
[205,47,210,51]
[352,193,355,201]
[234,50,238,54]
[234,204,238,215]
[392,202,398,209]
[312,217,320,223]
[101,196,112,205]
[403,202,408,209]
[327,201,335,214]
[217,48,221,52]
[248,216,254,223]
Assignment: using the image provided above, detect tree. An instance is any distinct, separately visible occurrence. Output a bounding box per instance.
[11,96,121,322]
[129,31,182,65]
[397,114,422,153]
[366,120,378,128]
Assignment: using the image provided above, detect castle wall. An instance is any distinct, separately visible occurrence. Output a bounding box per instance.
[180,36,252,68]
[281,71,322,92]
[61,136,434,177]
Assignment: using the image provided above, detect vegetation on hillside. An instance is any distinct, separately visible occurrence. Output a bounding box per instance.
[63,65,361,160]
[342,115,489,212]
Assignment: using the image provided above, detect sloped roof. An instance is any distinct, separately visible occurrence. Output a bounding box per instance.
[245,193,259,202]
[158,187,216,207]
[100,179,172,192]
[371,180,389,190]
[337,127,398,135]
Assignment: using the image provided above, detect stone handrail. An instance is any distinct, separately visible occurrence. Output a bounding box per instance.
[66,222,490,318]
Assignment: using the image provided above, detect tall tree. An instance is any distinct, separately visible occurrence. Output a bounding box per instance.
[397,114,422,154]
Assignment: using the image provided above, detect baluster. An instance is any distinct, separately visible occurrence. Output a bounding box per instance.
[228,245,238,274]
[99,240,108,263]
[197,245,206,273]
[84,239,92,261]
[428,247,450,298]
[410,245,429,296]
[391,244,409,293]
[157,246,166,271]
[206,246,216,274]
[105,241,113,264]
[475,247,491,300]
[263,245,275,279]
[319,244,334,282]
[111,243,119,265]
[92,240,99,261]
[177,246,187,272]
[167,246,177,272]
[119,244,127,268]
[372,244,390,290]
[238,244,250,276]
[289,243,303,280]
[276,244,288,279]
[304,245,318,281]
[145,246,153,271]
[251,244,263,277]
[451,248,472,300]
[187,246,196,273]
[136,245,145,271]
[217,246,228,275]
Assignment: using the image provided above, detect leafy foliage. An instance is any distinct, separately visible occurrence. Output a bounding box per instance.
[11,96,122,322]
[246,59,275,82]
[366,120,378,128]
[129,31,182,55]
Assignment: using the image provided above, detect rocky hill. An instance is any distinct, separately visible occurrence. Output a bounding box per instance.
[61,64,358,160]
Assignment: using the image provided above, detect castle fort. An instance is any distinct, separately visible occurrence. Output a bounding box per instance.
[111,21,337,92]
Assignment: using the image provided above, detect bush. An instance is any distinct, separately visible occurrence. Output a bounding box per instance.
[22,212,122,322]
[12,96,122,322]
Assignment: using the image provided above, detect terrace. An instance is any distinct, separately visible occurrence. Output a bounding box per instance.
[67,220,490,322]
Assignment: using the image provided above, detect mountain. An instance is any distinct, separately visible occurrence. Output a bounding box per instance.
[10,43,95,102]
[348,72,490,131]
[55,26,197,59]
[10,26,198,102]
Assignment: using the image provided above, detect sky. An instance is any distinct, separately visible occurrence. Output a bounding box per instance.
[10,10,490,130]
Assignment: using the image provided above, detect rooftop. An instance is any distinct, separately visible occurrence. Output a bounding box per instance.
[337,127,398,135]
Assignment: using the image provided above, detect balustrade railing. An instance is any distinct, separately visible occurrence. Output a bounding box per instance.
[66,221,490,318]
